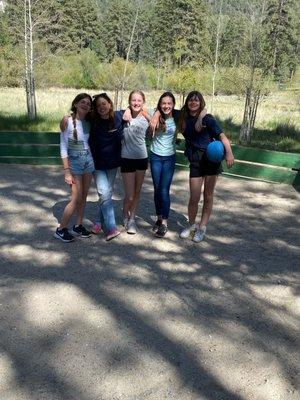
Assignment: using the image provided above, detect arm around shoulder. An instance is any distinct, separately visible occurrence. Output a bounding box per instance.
[60,115,69,132]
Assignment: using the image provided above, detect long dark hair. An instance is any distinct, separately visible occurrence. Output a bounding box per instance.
[178,91,206,133]
[156,91,176,132]
[92,92,115,130]
[70,93,92,141]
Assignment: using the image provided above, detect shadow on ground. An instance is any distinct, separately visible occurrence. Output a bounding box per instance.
[0,165,299,400]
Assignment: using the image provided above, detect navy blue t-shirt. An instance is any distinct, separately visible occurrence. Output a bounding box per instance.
[183,114,222,158]
[89,110,125,170]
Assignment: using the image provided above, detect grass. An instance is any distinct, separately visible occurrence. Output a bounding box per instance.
[0,87,299,152]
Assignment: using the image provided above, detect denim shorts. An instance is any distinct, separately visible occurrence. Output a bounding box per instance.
[68,149,94,175]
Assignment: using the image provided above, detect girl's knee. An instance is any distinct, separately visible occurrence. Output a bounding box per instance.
[203,192,214,204]
[189,195,200,205]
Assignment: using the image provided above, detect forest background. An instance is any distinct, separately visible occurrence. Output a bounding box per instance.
[0,0,299,151]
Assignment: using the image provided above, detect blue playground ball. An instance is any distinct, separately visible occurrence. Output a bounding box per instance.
[206,141,225,163]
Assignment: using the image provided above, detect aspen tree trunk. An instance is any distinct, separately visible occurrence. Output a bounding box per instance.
[211,0,223,113]
[114,90,119,109]
[240,0,267,142]
[240,65,254,142]
[24,0,37,120]
[156,54,161,90]
[272,0,285,74]
[119,1,140,109]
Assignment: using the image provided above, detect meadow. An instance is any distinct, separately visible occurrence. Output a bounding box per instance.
[0,87,299,152]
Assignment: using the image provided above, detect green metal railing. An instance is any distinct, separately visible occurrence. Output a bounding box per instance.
[0,132,299,186]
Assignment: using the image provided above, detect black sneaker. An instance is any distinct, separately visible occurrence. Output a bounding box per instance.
[155,224,168,238]
[54,227,75,243]
[72,224,92,238]
[152,219,162,233]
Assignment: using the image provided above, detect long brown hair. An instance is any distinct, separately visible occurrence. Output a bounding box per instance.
[178,91,206,133]
[92,93,115,130]
[70,93,92,141]
[156,91,176,132]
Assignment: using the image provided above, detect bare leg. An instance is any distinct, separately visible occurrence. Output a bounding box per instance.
[76,173,92,225]
[188,177,204,225]
[122,172,136,219]
[59,175,81,229]
[130,170,146,218]
[198,175,218,228]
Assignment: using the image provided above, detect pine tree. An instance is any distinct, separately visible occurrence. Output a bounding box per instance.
[264,0,299,82]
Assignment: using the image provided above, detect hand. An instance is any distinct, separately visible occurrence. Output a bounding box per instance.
[123,108,132,122]
[195,108,207,132]
[64,171,75,185]
[149,114,160,134]
[60,115,69,131]
[146,126,154,139]
[225,153,234,168]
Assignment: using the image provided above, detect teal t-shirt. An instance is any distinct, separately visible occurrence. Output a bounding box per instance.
[150,117,176,156]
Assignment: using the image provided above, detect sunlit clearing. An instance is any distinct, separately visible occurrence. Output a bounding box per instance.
[2,244,66,266]
[25,283,100,328]
[0,352,16,389]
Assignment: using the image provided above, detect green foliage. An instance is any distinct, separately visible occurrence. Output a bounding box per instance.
[151,0,211,67]
[0,0,299,94]
[165,68,198,98]
[0,45,23,86]
[263,0,300,82]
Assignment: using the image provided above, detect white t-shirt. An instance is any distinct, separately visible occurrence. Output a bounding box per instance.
[60,116,90,158]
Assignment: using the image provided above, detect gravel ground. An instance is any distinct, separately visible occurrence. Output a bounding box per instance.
[0,164,299,400]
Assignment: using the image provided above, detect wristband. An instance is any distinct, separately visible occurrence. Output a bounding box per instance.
[63,167,70,170]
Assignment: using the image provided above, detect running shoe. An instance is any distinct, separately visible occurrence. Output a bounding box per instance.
[127,219,137,234]
[155,224,168,238]
[106,229,121,241]
[54,227,75,243]
[91,223,102,234]
[179,224,196,239]
[72,224,92,238]
[193,226,206,243]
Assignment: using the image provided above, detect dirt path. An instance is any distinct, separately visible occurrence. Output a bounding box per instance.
[0,165,299,400]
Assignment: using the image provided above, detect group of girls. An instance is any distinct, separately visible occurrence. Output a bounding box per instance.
[54,89,234,243]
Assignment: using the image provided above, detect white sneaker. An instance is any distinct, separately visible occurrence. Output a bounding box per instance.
[179,224,196,239]
[127,219,137,234]
[193,226,206,243]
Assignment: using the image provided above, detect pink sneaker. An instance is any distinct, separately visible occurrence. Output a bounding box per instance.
[91,223,102,234]
[106,229,121,241]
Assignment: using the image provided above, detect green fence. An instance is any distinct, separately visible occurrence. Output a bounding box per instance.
[0,132,299,186]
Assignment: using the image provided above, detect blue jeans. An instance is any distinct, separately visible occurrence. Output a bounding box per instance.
[150,152,176,220]
[94,168,118,233]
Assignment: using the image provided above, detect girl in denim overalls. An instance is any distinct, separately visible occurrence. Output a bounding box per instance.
[54,93,94,243]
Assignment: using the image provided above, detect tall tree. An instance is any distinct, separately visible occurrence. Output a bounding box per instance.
[24,0,36,120]
[239,0,269,143]
[98,0,137,61]
[264,0,299,81]
[119,0,141,107]
[152,0,211,68]
[210,0,224,112]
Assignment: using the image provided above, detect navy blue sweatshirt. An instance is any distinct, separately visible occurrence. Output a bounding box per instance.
[183,114,222,158]
[89,110,124,170]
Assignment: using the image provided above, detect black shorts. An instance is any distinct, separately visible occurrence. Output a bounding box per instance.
[189,150,222,178]
[121,157,148,173]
